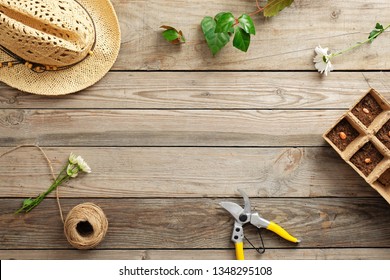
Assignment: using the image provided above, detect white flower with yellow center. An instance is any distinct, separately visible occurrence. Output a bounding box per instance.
[313,45,334,76]
[76,155,92,173]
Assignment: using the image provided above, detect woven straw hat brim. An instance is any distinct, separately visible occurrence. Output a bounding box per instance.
[0,0,121,95]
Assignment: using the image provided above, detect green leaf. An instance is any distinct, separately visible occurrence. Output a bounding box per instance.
[162,29,179,41]
[264,0,294,17]
[201,16,230,55]
[368,22,385,42]
[160,26,186,44]
[375,23,384,30]
[233,27,250,52]
[22,198,34,208]
[214,12,226,22]
[238,14,256,35]
[368,30,380,42]
[215,12,235,33]
[214,12,235,33]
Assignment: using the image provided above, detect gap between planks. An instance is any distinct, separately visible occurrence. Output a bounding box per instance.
[1,248,389,260]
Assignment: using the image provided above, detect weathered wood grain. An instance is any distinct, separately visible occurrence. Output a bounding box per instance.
[1,248,389,260]
[1,198,390,249]
[0,109,345,146]
[1,72,389,109]
[0,147,378,198]
[111,0,390,70]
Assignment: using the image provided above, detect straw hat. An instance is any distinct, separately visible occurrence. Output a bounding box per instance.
[0,0,121,95]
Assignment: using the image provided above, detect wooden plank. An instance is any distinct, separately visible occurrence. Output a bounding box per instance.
[0,109,346,147]
[0,147,378,198]
[1,248,389,260]
[1,72,389,109]
[111,0,390,70]
[1,198,389,249]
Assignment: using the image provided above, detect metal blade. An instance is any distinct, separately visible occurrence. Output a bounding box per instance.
[238,189,251,214]
[219,201,243,221]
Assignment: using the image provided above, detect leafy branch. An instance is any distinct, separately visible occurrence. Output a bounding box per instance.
[160,25,186,44]
[201,0,294,55]
[314,22,390,76]
[368,23,388,42]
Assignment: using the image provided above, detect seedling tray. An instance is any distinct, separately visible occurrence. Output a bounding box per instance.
[323,88,390,204]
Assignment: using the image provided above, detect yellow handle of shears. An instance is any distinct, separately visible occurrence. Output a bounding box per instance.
[267,221,300,243]
[234,222,299,260]
[235,242,245,260]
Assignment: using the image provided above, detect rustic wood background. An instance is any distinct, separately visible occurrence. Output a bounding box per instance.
[1,0,390,260]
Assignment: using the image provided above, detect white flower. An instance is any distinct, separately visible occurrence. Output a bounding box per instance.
[67,153,91,177]
[313,45,334,76]
[69,152,78,164]
[76,155,91,173]
[67,164,79,178]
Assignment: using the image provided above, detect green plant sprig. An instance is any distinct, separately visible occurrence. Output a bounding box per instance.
[15,153,91,214]
[314,22,389,76]
[160,25,186,44]
[15,165,67,214]
[329,23,390,60]
[201,0,294,55]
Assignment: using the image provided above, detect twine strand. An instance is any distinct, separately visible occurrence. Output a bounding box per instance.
[0,144,65,222]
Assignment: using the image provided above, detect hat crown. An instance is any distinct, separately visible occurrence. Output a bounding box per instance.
[0,0,95,67]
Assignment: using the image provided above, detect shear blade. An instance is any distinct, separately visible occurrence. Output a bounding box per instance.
[219,201,243,221]
[238,189,251,214]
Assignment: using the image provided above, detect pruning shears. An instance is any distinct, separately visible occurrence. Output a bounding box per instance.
[220,190,300,260]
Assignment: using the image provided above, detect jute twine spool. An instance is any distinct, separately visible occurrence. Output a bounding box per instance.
[64,202,108,250]
[0,145,108,250]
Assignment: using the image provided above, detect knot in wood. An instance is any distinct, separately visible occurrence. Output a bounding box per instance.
[330,9,341,19]
[1,110,25,127]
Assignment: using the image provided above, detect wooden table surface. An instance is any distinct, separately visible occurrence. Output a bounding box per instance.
[1,0,390,260]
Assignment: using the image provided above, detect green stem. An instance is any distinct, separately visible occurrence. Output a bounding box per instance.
[330,24,390,59]
[21,175,70,213]
[43,174,69,197]
[15,164,73,213]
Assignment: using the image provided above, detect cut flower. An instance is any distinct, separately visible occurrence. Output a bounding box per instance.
[76,155,91,173]
[66,153,91,177]
[69,152,78,164]
[16,153,91,213]
[313,45,334,76]
[313,22,389,77]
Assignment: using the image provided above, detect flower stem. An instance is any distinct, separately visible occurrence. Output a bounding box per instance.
[43,174,68,197]
[15,165,70,213]
[330,24,390,59]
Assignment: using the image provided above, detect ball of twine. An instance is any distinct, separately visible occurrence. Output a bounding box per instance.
[64,203,108,250]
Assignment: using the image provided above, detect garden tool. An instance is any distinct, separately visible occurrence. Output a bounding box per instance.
[220,190,300,260]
